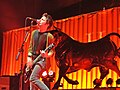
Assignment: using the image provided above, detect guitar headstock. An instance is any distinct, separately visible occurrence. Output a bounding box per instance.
[48,43,54,49]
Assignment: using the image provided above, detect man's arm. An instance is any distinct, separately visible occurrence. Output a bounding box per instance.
[27,31,35,68]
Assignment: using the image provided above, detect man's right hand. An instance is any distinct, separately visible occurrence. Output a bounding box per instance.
[26,57,33,70]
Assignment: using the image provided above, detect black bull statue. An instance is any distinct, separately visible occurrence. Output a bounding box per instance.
[47,30,120,89]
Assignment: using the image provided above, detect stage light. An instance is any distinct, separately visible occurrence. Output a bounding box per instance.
[106,78,113,87]
[116,78,120,87]
[48,70,55,82]
[42,71,48,78]
[93,78,101,86]
[48,70,55,77]
[41,70,55,82]
[48,70,54,76]
[116,78,120,84]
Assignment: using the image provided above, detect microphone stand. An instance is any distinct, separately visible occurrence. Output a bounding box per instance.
[16,21,33,90]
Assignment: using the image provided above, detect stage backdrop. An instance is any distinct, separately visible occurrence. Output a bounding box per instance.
[1,7,120,89]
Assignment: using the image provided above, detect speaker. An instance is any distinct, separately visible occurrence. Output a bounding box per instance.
[0,76,19,90]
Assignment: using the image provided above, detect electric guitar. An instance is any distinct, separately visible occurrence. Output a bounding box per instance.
[23,43,54,83]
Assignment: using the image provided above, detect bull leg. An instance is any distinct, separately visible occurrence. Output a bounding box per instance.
[63,75,79,85]
[94,66,109,88]
[100,66,109,80]
[52,65,69,89]
[104,60,120,76]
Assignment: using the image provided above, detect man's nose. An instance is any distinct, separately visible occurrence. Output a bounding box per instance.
[37,19,41,24]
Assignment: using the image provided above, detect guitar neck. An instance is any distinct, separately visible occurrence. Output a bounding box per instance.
[32,54,42,65]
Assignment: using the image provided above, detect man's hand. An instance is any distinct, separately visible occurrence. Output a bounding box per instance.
[40,50,54,58]
[40,50,47,58]
[26,57,33,70]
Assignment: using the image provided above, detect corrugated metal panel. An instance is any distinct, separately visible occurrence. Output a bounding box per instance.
[1,7,120,89]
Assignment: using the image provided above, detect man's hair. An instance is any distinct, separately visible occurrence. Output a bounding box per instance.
[42,13,53,29]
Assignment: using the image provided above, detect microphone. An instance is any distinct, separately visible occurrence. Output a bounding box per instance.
[26,17,39,22]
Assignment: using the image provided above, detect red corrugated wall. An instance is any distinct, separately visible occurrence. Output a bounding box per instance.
[1,7,120,89]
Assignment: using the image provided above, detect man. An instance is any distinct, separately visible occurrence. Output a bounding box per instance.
[27,13,54,90]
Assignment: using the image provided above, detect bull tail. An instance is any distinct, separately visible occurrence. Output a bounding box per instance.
[117,47,120,58]
[106,32,120,57]
[106,32,120,38]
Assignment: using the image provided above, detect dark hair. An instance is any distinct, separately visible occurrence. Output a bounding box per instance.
[42,13,53,29]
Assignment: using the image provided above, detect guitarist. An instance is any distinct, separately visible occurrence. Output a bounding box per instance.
[27,13,54,90]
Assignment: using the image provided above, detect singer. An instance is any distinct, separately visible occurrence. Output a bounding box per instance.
[26,13,54,90]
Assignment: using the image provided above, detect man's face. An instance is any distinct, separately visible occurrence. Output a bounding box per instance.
[37,16,48,27]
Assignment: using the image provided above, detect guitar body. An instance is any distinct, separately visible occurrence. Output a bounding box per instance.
[23,64,32,83]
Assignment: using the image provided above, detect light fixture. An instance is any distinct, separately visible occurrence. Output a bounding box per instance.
[106,78,113,87]
[116,78,120,87]
[48,70,55,82]
[41,70,55,82]
[42,71,48,78]
[93,78,101,86]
